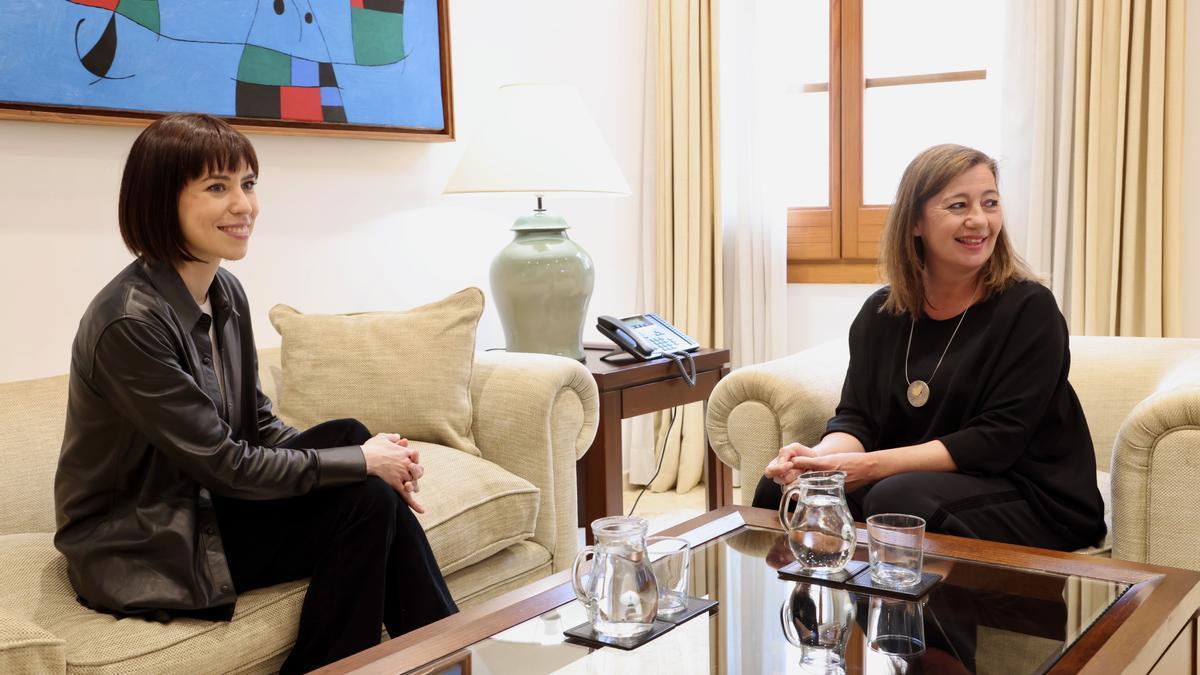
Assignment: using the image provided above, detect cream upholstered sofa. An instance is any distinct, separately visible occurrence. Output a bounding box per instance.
[706,336,1200,570]
[0,347,597,673]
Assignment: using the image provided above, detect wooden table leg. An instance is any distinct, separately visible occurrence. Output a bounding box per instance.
[578,390,623,544]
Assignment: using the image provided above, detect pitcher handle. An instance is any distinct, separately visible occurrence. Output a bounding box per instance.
[779,589,800,648]
[779,484,803,529]
[572,545,598,607]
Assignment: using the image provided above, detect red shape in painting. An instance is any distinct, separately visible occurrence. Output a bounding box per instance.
[279,87,323,122]
[71,0,121,9]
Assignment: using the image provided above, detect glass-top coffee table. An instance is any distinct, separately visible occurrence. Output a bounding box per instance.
[320,507,1200,674]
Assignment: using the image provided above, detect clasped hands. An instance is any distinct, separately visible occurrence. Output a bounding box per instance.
[362,433,425,513]
[765,442,875,492]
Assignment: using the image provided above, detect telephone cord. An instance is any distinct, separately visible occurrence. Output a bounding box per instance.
[627,404,678,517]
[664,349,697,387]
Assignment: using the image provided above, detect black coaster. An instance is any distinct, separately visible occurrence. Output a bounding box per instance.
[844,569,943,600]
[655,595,718,626]
[777,559,869,584]
[563,619,676,651]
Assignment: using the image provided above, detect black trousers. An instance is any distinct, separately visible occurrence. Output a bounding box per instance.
[213,419,457,675]
[751,471,1077,551]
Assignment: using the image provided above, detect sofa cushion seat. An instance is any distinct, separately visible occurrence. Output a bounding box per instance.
[444,541,553,605]
[0,442,540,672]
[0,533,555,674]
[412,441,541,575]
[0,532,308,673]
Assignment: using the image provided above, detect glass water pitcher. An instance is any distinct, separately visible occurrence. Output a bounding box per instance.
[779,470,856,573]
[571,516,659,638]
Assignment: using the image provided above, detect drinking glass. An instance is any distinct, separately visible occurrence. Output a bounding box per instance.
[866,513,925,588]
[646,536,690,615]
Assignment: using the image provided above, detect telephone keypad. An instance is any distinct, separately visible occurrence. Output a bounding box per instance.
[640,327,687,354]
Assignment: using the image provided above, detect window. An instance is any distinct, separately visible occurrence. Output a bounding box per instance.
[783,0,1005,283]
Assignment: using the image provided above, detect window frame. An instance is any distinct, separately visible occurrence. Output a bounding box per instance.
[787,0,986,284]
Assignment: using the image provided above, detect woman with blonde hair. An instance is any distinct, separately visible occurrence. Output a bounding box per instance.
[753,144,1106,551]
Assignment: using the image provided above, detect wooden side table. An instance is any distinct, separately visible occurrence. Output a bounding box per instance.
[577,343,732,543]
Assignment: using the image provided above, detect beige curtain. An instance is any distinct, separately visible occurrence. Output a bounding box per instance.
[1068,0,1185,336]
[648,0,724,493]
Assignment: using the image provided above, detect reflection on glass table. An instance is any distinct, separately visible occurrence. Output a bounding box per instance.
[448,524,1129,674]
[780,581,857,673]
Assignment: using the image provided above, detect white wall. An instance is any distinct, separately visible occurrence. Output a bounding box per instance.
[786,284,879,354]
[0,0,649,383]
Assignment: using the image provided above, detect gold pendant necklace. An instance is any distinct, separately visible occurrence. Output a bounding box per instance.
[904,306,970,408]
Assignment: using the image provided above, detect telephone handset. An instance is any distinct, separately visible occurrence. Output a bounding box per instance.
[596,313,700,385]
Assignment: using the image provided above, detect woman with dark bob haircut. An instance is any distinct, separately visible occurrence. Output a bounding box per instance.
[752,144,1106,552]
[54,113,456,673]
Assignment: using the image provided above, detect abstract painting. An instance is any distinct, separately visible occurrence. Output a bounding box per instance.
[0,0,453,139]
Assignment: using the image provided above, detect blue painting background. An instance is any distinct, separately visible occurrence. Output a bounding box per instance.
[0,0,445,130]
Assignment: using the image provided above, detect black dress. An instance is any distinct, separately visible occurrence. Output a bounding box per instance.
[753,281,1107,551]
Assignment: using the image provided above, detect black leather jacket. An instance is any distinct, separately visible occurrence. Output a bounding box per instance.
[54,260,366,617]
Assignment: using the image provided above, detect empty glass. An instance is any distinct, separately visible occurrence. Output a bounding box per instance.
[779,471,856,574]
[867,513,926,588]
[646,536,690,615]
[780,582,856,674]
[866,596,926,671]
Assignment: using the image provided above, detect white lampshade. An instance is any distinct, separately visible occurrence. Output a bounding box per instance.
[443,84,631,195]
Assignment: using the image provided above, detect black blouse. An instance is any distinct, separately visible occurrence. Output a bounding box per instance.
[826,281,1107,549]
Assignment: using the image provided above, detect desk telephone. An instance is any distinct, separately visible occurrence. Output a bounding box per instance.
[596,313,700,386]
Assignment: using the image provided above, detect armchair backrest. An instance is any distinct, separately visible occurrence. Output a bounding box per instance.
[0,374,67,535]
[1067,337,1200,471]
[0,347,292,537]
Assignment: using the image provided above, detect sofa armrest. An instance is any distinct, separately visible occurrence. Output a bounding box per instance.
[470,351,598,571]
[1110,355,1200,570]
[706,342,848,504]
[0,611,64,673]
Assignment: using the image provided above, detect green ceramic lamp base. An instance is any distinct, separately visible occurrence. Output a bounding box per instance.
[490,200,595,362]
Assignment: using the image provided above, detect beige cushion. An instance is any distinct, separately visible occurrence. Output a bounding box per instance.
[1074,471,1113,556]
[0,532,303,674]
[445,541,553,606]
[0,608,64,674]
[0,537,553,674]
[414,442,541,575]
[0,441,540,672]
[0,375,68,535]
[269,288,484,456]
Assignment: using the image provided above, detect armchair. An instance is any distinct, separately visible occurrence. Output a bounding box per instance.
[706,336,1200,569]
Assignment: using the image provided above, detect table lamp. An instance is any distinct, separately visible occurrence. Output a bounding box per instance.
[443,84,631,361]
